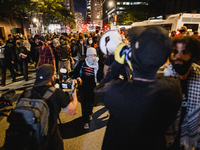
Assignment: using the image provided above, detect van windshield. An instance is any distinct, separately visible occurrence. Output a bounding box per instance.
[184,24,199,32]
[150,24,172,31]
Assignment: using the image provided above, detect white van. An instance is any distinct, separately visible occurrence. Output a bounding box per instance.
[131,13,200,34]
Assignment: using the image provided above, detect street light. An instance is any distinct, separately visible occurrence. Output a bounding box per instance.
[108,0,117,29]
[109,1,113,7]
[33,18,38,23]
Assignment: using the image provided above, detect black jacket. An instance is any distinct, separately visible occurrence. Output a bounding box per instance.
[70,44,80,57]
[77,41,87,57]
[94,61,182,150]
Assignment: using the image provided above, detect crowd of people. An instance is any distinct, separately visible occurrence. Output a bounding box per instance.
[2,26,200,150]
[0,30,125,85]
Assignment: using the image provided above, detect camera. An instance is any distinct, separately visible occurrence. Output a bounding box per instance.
[58,68,73,89]
[54,68,78,94]
[61,78,73,89]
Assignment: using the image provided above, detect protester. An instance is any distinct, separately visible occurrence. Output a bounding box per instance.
[162,35,200,150]
[52,38,60,73]
[4,64,78,150]
[22,36,31,52]
[87,37,94,48]
[15,39,29,81]
[6,34,19,73]
[72,47,99,129]
[56,36,74,75]
[30,34,40,67]
[96,45,106,82]
[77,36,87,59]
[0,37,16,86]
[103,53,131,81]
[175,26,188,37]
[94,26,182,149]
[36,36,56,73]
[70,37,80,69]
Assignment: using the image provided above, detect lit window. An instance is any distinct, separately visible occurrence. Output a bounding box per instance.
[132,2,148,5]
[123,2,126,5]
[117,2,120,5]
[119,7,125,10]
[126,2,129,5]
[117,11,122,14]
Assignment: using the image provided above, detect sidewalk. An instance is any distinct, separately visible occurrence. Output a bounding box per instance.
[0,63,36,92]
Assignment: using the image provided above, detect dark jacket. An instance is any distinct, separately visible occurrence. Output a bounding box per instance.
[30,42,39,62]
[70,44,80,57]
[56,45,72,60]
[77,41,87,57]
[16,46,29,61]
[0,44,15,66]
[94,61,182,150]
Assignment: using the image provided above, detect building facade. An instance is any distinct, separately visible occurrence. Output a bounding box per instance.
[86,0,92,23]
[102,0,149,26]
[63,0,74,13]
[87,0,103,27]
[149,0,200,19]
[75,11,84,32]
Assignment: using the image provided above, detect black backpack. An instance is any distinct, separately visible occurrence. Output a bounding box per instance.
[4,86,56,150]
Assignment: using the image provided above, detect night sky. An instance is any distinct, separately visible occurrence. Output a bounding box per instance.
[74,0,87,22]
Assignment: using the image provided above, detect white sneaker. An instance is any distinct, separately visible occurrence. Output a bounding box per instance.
[84,123,89,129]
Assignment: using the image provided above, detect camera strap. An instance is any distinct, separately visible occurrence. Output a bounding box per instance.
[78,62,84,77]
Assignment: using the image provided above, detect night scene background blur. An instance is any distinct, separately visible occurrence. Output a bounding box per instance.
[0,0,200,38]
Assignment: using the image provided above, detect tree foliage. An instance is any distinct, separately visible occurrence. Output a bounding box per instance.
[0,0,75,26]
[117,3,150,25]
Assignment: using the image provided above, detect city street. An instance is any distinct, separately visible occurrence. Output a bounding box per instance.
[0,64,109,150]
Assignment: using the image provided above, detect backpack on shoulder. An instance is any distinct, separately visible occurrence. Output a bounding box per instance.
[4,86,56,150]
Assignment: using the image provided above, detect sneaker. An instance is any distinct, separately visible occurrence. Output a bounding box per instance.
[84,123,89,129]
[12,78,16,82]
[89,115,93,121]
[18,71,22,75]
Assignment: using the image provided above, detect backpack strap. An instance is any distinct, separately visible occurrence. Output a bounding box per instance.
[24,87,33,98]
[42,87,56,99]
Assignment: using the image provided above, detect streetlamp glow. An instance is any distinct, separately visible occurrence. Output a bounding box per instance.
[109,1,113,7]
[33,18,38,23]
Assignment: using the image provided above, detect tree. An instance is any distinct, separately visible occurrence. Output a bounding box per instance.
[38,0,75,26]
[117,3,148,25]
[0,0,75,33]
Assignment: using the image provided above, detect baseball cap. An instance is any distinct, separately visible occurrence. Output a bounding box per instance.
[34,64,54,86]
[129,26,172,79]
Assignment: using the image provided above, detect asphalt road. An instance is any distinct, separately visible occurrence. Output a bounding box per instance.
[0,64,109,150]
